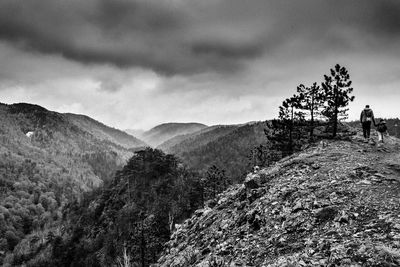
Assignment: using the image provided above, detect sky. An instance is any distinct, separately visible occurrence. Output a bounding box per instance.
[0,0,399,130]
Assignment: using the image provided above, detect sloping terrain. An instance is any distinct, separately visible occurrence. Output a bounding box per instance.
[157,132,400,266]
[160,122,268,183]
[66,113,147,149]
[158,125,239,153]
[6,148,204,267]
[0,102,145,264]
[140,122,208,147]
[125,129,145,139]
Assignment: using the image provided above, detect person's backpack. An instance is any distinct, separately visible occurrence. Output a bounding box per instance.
[365,109,373,121]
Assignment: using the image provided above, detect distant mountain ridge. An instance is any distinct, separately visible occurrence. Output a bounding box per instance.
[157,125,238,153]
[158,121,268,182]
[125,129,145,139]
[66,113,146,149]
[138,122,208,147]
[0,102,147,184]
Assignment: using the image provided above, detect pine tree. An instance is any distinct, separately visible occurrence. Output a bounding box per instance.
[269,96,305,157]
[280,96,304,140]
[202,166,228,200]
[279,99,294,147]
[321,64,355,137]
[296,82,324,137]
[248,144,277,168]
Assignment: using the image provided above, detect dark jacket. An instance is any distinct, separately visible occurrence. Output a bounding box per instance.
[377,122,388,133]
[360,108,375,124]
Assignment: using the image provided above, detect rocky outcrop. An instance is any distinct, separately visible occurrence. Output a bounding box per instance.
[157,133,400,266]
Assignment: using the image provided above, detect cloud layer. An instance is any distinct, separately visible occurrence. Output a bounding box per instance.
[1,0,398,75]
[0,0,400,129]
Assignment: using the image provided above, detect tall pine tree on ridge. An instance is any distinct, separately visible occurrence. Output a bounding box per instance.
[321,64,355,137]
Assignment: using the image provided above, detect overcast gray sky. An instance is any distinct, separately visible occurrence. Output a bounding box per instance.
[0,0,399,130]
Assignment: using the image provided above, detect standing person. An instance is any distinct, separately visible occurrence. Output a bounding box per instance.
[376,119,388,143]
[360,105,375,139]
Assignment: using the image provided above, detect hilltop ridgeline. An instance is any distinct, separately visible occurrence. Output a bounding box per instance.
[157,131,400,266]
[159,122,268,183]
[65,113,147,149]
[134,122,208,147]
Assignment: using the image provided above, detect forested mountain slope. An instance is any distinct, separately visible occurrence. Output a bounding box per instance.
[140,122,208,147]
[157,132,400,266]
[160,122,268,183]
[0,102,145,265]
[8,148,204,267]
[157,125,238,153]
[66,113,146,149]
[125,129,145,139]
[2,119,267,266]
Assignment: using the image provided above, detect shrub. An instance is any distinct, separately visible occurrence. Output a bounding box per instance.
[5,230,20,250]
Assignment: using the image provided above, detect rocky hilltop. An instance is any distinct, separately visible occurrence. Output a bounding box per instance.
[157,132,400,266]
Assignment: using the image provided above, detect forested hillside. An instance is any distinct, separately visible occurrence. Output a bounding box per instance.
[158,125,238,153]
[0,103,269,265]
[0,103,146,265]
[138,123,208,147]
[160,122,268,183]
[66,113,147,149]
[10,148,204,267]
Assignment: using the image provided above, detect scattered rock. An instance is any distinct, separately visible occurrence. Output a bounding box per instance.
[315,207,338,224]
[157,134,400,267]
[244,174,260,189]
[360,179,372,185]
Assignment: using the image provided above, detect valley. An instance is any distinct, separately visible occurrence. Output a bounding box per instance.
[2,102,399,267]
[0,102,270,266]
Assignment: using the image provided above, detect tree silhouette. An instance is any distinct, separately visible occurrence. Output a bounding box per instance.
[279,96,304,146]
[266,96,305,157]
[296,82,324,137]
[321,64,355,137]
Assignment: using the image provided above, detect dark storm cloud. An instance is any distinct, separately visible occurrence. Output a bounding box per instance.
[370,1,400,35]
[0,0,189,74]
[0,0,399,75]
[92,0,181,33]
[191,41,264,59]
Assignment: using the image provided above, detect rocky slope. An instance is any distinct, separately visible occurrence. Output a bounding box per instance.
[157,132,400,266]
